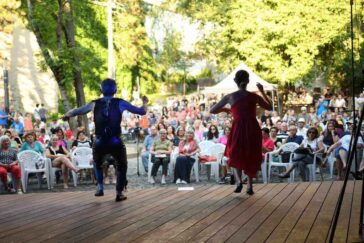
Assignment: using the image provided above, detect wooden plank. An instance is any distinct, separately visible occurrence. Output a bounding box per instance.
[5,187,173,242]
[0,191,89,218]
[204,183,287,243]
[132,185,265,242]
[0,191,90,234]
[216,183,298,243]
[48,185,211,242]
[348,180,364,243]
[265,182,321,243]
[169,184,267,243]
[82,185,226,243]
[305,181,342,242]
[284,182,332,242]
[333,181,354,242]
[189,183,283,243]
[244,183,310,243]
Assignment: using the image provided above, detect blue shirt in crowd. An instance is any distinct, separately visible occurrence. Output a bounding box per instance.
[143,135,158,151]
[286,135,304,145]
[0,110,8,126]
[11,121,24,135]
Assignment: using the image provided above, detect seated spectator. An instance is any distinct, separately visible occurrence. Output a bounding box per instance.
[271,111,280,125]
[71,130,92,150]
[10,115,24,138]
[277,122,289,141]
[279,127,324,181]
[308,106,318,122]
[336,94,346,109]
[23,113,33,133]
[206,125,219,143]
[37,128,50,146]
[320,120,339,147]
[325,124,363,180]
[218,126,232,184]
[20,131,43,154]
[141,125,158,173]
[298,106,310,124]
[297,118,308,138]
[45,135,79,189]
[262,127,274,159]
[174,129,199,184]
[149,129,172,185]
[54,127,68,148]
[4,130,20,150]
[0,135,22,193]
[283,125,304,145]
[166,125,176,145]
[71,130,93,182]
[270,127,282,148]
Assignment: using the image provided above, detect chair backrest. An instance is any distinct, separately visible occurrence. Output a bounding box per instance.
[209,144,226,163]
[280,142,300,153]
[18,150,45,170]
[71,147,93,167]
[198,141,215,155]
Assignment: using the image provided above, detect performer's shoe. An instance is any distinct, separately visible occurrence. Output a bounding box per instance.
[234,183,243,193]
[229,174,235,185]
[115,194,127,202]
[94,190,104,197]
[278,173,290,179]
[246,188,254,195]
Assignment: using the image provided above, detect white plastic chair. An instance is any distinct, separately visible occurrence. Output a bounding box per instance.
[198,141,215,180]
[202,144,225,182]
[71,147,93,186]
[18,150,51,193]
[266,142,299,183]
[49,154,77,188]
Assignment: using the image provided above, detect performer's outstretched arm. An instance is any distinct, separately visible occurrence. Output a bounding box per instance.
[210,95,230,114]
[256,83,273,110]
[120,96,148,115]
[62,102,95,120]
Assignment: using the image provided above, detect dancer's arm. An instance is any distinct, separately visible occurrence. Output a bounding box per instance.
[256,83,273,110]
[210,95,230,114]
[121,96,148,115]
[62,102,95,120]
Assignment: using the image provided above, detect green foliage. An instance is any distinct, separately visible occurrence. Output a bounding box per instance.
[169,0,364,92]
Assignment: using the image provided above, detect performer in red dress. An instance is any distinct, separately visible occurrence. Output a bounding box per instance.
[210,70,272,194]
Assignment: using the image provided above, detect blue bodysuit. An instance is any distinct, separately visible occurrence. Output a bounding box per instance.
[66,96,146,193]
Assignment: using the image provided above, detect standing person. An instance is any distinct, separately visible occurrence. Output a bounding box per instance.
[38,104,47,123]
[0,104,9,129]
[23,113,34,133]
[62,78,148,202]
[210,70,272,195]
[34,104,41,121]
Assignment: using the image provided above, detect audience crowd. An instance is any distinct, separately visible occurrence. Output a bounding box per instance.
[1,89,364,194]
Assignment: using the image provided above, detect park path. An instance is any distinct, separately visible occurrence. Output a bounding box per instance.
[0,22,59,113]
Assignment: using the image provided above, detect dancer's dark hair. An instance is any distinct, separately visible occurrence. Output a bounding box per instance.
[234,70,249,88]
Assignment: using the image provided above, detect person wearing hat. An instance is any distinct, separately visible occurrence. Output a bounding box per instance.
[298,106,310,125]
[297,118,308,138]
[62,78,148,202]
[19,131,43,154]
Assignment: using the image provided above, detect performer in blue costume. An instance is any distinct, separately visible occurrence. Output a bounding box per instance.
[62,78,148,201]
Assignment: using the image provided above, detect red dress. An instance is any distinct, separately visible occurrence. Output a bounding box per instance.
[225,92,271,178]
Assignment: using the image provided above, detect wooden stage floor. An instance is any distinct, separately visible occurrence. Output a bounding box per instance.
[0,181,363,243]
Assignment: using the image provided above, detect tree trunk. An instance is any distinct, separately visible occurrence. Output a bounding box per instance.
[26,0,76,129]
[61,0,89,135]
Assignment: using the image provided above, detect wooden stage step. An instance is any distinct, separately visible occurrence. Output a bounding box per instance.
[0,181,363,242]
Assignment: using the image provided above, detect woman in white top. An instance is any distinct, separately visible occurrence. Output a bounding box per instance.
[279,127,324,181]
